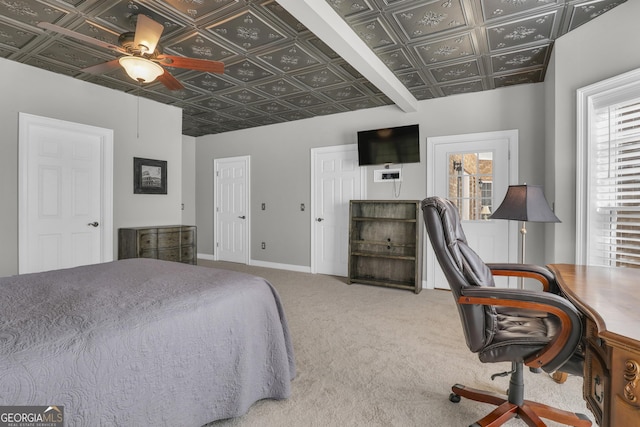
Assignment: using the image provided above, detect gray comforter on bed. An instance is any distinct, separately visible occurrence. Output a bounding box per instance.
[0,259,295,426]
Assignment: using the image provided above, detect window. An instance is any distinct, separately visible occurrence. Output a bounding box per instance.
[578,68,640,267]
[448,152,493,221]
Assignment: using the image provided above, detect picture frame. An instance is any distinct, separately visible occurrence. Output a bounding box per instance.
[134,157,167,194]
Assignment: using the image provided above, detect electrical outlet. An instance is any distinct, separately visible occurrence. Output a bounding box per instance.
[261,203,266,210]
[261,242,266,250]
[300,203,305,211]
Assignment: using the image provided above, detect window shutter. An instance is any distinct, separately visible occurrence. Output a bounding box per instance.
[589,100,640,267]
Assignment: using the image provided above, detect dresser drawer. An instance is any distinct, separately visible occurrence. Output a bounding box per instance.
[158,247,181,262]
[157,231,181,248]
[138,231,158,250]
[180,229,195,245]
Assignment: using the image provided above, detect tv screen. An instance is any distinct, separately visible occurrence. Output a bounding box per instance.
[357,124,420,166]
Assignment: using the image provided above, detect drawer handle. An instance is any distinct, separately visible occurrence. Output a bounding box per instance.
[594,375,604,403]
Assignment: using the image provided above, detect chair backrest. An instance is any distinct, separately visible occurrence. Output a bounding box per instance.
[421,196,498,353]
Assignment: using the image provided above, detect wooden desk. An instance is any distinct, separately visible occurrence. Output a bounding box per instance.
[549,264,640,427]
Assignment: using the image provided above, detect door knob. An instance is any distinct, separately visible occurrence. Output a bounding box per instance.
[238,215,246,219]
[88,222,99,227]
[316,218,324,222]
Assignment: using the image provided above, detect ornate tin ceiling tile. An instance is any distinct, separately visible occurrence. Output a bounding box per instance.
[409,86,435,100]
[96,2,181,36]
[263,1,307,33]
[430,59,480,83]
[164,32,236,62]
[494,69,543,88]
[259,43,320,72]
[307,37,341,60]
[153,83,205,99]
[0,0,68,27]
[162,0,238,20]
[320,84,366,101]
[181,72,235,93]
[224,59,274,82]
[307,104,347,116]
[293,67,345,88]
[395,70,427,87]
[0,21,38,49]
[222,106,263,120]
[491,44,549,73]
[341,97,383,110]
[414,32,475,65]
[252,100,293,114]
[565,0,627,31]
[339,61,363,78]
[378,48,413,71]
[392,0,467,41]
[38,41,108,68]
[24,56,76,76]
[193,97,236,111]
[440,79,484,96]
[326,0,375,20]
[480,0,559,21]
[208,11,286,51]
[352,17,396,50]
[254,78,303,97]
[486,11,557,51]
[221,88,268,104]
[282,92,326,108]
[276,109,313,121]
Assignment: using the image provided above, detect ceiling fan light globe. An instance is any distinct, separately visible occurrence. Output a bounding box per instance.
[118,56,164,83]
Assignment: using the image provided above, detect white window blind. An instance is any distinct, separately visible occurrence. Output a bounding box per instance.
[588,98,640,267]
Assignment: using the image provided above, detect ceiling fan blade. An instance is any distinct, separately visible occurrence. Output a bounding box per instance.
[156,70,184,91]
[133,14,163,54]
[37,22,124,53]
[81,59,121,75]
[157,55,224,74]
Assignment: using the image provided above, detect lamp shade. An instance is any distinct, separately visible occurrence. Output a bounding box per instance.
[118,56,164,83]
[490,184,560,223]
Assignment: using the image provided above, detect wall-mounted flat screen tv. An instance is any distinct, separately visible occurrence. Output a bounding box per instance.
[357,124,420,166]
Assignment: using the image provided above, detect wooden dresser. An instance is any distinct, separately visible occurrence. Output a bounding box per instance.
[549,264,640,427]
[118,225,197,265]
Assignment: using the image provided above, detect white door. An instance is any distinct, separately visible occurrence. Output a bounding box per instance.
[19,113,113,274]
[214,156,250,264]
[311,145,363,276]
[426,130,518,289]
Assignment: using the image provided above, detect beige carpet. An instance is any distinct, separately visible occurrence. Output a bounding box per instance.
[201,260,593,427]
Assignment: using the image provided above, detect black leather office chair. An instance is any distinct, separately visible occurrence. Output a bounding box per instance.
[421,196,590,427]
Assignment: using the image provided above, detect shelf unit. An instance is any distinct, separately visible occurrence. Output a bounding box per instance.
[348,200,422,293]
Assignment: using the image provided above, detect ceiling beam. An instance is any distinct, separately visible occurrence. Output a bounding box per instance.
[277,0,418,113]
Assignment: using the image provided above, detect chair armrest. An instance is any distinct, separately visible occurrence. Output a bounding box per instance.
[486,263,559,293]
[458,287,582,371]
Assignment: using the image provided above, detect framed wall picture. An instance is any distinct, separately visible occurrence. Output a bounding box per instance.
[134,157,167,194]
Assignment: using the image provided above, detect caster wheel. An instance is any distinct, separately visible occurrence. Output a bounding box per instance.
[449,393,461,403]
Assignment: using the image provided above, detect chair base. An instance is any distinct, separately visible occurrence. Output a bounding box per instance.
[451,383,592,427]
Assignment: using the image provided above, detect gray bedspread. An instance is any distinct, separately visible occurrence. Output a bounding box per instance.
[0,259,295,426]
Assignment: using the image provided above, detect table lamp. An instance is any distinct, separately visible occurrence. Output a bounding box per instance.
[490,184,560,265]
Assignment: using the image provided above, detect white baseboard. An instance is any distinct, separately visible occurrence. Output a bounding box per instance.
[197,253,311,274]
[250,259,312,273]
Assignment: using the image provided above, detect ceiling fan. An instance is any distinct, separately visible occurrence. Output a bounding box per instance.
[38,14,225,90]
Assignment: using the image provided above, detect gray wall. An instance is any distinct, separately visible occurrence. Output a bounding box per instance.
[546,0,640,263]
[195,83,547,268]
[0,58,184,276]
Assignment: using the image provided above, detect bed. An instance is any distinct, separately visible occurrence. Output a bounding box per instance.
[0,258,296,426]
